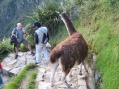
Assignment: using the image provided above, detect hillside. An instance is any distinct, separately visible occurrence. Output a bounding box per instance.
[0,0,42,40]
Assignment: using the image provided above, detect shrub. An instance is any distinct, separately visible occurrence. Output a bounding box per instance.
[0,38,13,60]
[26,0,62,34]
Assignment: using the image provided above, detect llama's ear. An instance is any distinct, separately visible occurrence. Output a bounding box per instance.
[63,8,66,13]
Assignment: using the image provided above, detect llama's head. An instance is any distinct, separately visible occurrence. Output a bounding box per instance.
[59,13,67,22]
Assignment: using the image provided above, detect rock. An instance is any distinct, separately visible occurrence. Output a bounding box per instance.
[9,67,21,75]
[66,74,73,82]
[58,84,67,88]
[36,73,44,81]
[55,74,61,82]
[26,55,34,60]
[78,86,87,89]
[2,66,12,71]
[70,82,77,87]
[15,60,26,68]
[78,79,87,86]
[7,60,17,65]
[55,81,63,85]
[2,66,12,75]
[27,59,35,64]
[78,64,85,70]
[45,72,51,77]
[3,57,12,63]
[57,88,66,89]
[8,53,14,57]
[71,70,79,75]
[27,51,31,55]
[18,52,24,56]
[38,68,46,74]
[18,56,26,61]
[47,86,56,89]
[38,82,50,89]
[78,74,86,79]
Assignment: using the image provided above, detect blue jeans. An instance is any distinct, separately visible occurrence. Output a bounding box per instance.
[0,74,3,85]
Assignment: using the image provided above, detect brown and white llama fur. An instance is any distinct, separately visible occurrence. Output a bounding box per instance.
[50,13,88,89]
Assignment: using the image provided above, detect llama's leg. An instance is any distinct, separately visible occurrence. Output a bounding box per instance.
[79,63,82,75]
[61,71,71,89]
[50,61,59,87]
[83,61,88,73]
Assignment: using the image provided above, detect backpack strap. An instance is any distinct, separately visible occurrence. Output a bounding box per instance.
[34,32,39,44]
[12,28,18,36]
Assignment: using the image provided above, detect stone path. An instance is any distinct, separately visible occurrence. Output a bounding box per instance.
[1,42,51,76]
[36,64,88,89]
[1,51,36,75]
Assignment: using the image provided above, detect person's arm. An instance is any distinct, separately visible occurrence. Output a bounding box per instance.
[22,28,28,37]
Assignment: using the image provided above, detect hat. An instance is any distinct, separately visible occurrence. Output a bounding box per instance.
[32,21,41,28]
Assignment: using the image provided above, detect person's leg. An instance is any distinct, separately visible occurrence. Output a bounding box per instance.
[22,39,34,56]
[42,45,50,63]
[0,74,3,88]
[35,44,44,63]
[15,42,20,59]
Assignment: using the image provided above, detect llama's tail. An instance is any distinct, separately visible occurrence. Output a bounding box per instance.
[50,50,61,64]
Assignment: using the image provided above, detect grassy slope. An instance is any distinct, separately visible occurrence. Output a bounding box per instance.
[50,1,119,89]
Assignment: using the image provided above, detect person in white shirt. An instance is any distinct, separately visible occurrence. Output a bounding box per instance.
[33,21,50,64]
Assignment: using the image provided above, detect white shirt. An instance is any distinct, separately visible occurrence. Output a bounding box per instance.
[35,27,48,44]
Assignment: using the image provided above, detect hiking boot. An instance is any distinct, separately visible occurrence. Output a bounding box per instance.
[31,51,35,56]
[35,62,42,65]
[15,54,18,59]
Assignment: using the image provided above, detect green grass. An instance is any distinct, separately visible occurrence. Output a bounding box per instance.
[0,39,13,60]
[4,63,37,89]
[27,72,37,89]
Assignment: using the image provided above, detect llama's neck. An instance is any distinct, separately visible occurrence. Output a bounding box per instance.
[62,15,76,36]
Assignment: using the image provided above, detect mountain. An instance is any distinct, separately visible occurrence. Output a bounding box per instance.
[0,0,43,40]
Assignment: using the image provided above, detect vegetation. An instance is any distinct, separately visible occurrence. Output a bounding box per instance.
[27,72,37,89]
[77,1,119,88]
[0,39,13,60]
[4,63,37,89]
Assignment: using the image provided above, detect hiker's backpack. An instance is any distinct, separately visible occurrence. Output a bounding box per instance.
[41,32,49,44]
[34,32,49,44]
[10,28,18,45]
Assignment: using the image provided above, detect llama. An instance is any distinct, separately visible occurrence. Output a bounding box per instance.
[50,13,88,89]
